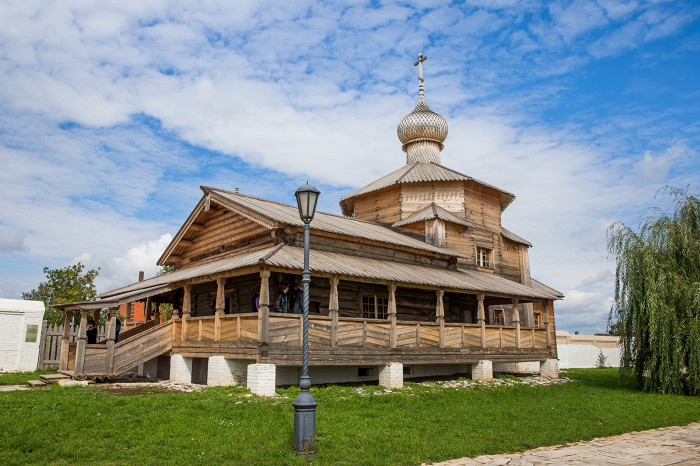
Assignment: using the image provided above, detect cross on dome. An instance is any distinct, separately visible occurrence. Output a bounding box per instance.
[396,53,448,164]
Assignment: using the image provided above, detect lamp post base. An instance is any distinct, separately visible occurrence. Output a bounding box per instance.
[292,376,317,454]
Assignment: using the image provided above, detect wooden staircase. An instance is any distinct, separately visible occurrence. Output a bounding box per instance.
[79,320,173,377]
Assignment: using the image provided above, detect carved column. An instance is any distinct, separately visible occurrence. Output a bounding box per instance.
[74,309,89,375]
[59,310,73,371]
[105,308,118,375]
[477,293,485,349]
[436,289,445,349]
[388,283,397,349]
[215,277,226,341]
[258,270,270,345]
[543,300,551,350]
[329,276,339,348]
[512,297,521,349]
[182,284,191,342]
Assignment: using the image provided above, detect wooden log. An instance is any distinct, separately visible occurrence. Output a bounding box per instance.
[59,311,72,371]
[105,308,118,374]
[259,270,270,344]
[329,276,339,348]
[182,284,191,342]
[436,289,445,349]
[74,310,88,375]
[388,282,397,349]
[512,297,520,349]
[477,293,485,349]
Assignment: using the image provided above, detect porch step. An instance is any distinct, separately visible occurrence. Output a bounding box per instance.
[27,380,47,387]
[39,373,72,384]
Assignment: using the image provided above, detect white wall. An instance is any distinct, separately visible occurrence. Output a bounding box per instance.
[556,331,620,369]
[0,299,45,372]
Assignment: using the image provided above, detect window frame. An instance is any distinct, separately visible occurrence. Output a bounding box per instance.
[476,246,493,269]
[361,294,389,319]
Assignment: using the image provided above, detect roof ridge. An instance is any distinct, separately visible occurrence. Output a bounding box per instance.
[259,243,286,263]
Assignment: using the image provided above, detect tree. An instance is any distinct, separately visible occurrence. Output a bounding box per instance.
[608,187,700,395]
[22,263,100,325]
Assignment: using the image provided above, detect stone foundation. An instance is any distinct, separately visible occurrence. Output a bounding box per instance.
[170,354,193,383]
[207,356,250,386]
[378,362,403,389]
[247,363,276,396]
[471,360,493,381]
[540,358,559,378]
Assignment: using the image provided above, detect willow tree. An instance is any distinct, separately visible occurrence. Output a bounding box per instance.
[608,188,700,395]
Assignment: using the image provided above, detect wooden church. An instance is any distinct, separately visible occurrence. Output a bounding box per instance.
[56,57,562,392]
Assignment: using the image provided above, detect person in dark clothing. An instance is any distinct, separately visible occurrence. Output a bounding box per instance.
[114,317,122,343]
[252,291,260,312]
[86,319,98,344]
[291,281,304,315]
[274,284,290,313]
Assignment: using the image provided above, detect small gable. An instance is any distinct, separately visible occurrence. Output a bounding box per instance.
[159,199,274,268]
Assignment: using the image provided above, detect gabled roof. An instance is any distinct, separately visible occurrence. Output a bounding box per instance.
[339,162,515,216]
[392,202,473,228]
[502,227,532,247]
[158,186,468,266]
[100,244,562,304]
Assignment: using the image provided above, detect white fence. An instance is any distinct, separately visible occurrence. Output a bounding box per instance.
[556,331,620,368]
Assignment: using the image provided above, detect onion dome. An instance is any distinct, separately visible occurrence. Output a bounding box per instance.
[396,54,448,164]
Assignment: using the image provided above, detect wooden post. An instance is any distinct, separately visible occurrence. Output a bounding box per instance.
[329,276,339,349]
[59,311,73,371]
[38,320,48,370]
[258,270,270,345]
[436,289,445,349]
[512,297,521,349]
[182,284,191,341]
[362,320,368,348]
[215,277,225,341]
[153,303,161,324]
[236,316,241,343]
[543,300,551,349]
[415,323,421,348]
[74,309,89,375]
[388,282,397,349]
[477,293,485,349]
[144,297,152,321]
[105,308,118,375]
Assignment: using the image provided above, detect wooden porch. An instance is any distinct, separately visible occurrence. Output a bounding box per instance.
[171,311,552,366]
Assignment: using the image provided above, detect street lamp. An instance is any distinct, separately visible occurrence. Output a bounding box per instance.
[293,181,320,454]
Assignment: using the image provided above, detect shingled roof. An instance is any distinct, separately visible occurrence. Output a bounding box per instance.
[339,162,515,216]
[98,244,561,306]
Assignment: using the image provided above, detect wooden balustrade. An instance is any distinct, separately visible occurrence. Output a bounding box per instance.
[172,312,549,352]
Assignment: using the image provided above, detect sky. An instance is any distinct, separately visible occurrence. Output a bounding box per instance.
[1,1,698,334]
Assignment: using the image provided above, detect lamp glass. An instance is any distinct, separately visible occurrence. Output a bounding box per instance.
[295,183,320,223]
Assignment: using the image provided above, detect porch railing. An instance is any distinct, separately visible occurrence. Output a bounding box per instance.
[172,313,549,351]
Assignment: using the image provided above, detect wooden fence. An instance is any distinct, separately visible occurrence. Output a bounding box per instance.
[38,321,107,370]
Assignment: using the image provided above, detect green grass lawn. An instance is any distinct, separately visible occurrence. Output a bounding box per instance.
[1,368,699,465]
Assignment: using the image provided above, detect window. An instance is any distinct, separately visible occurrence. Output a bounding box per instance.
[493,308,504,325]
[362,295,389,319]
[533,311,543,328]
[476,247,492,268]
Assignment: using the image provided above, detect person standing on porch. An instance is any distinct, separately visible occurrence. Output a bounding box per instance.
[291,281,304,315]
[86,319,97,344]
[274,284,290,313]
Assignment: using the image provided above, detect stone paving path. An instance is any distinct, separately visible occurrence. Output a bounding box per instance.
[432,422,700,465]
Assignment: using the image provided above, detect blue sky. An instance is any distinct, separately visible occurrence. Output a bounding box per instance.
[1,0,698,334]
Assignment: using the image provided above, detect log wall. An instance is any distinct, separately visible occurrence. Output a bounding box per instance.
[172,205,274,267]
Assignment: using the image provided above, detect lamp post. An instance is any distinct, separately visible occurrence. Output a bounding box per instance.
[293,181,320,454]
